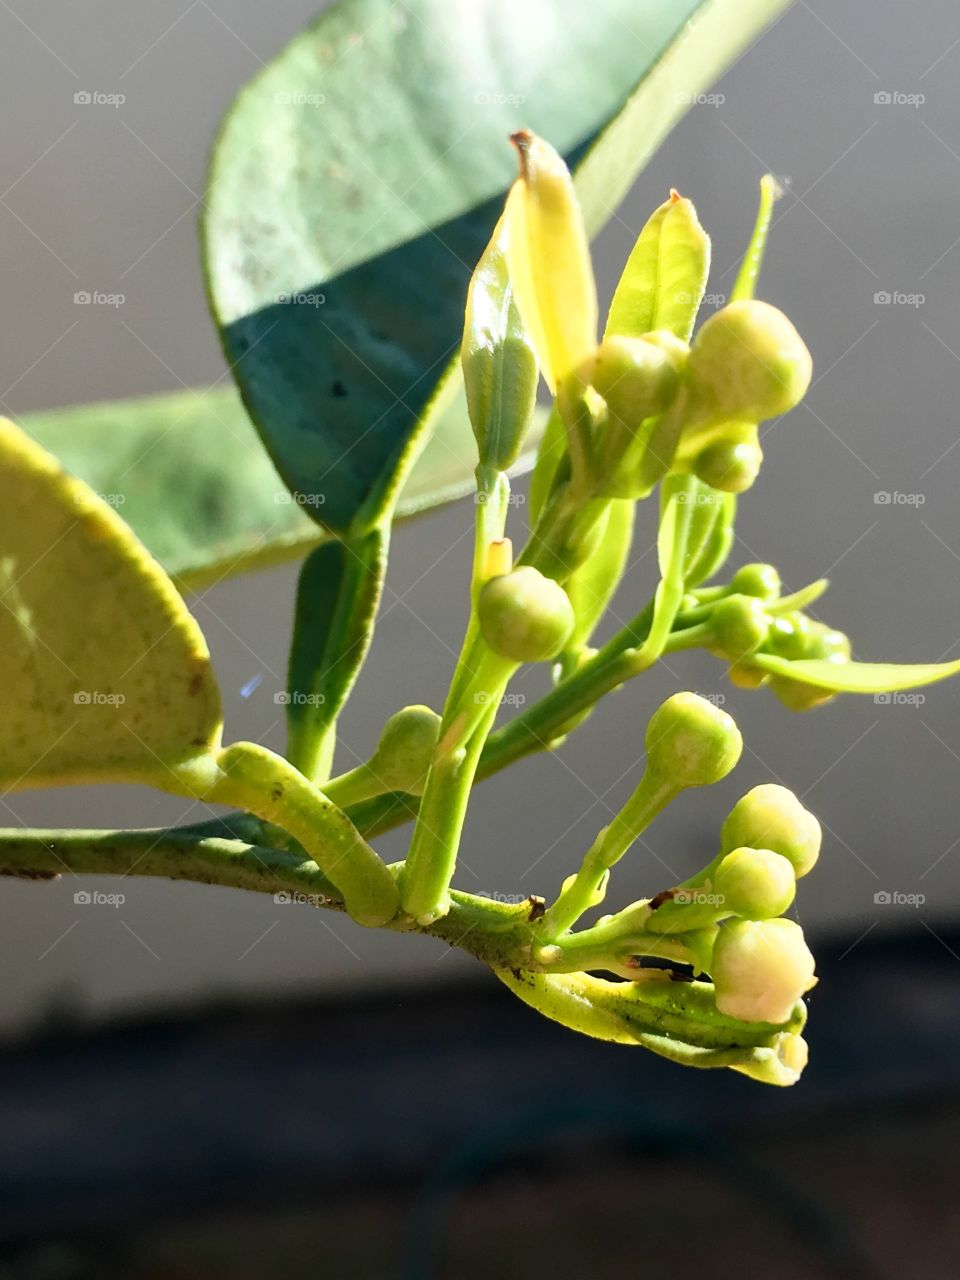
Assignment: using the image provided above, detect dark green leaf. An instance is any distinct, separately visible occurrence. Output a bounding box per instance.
[203,0,792,536]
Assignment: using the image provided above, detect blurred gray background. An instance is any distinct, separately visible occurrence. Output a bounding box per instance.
[1,0,959,1031]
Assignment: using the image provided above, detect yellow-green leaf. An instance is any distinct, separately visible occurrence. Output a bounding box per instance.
[0,419,222,791]
[605,192,710,343]
[753,653,960,694]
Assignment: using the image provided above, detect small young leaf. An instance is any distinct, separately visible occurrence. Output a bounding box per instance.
[0,419,222,791]
[605,192,711,342]
[461,214,539,471]
[564,499,635,654]
[286,530,387,782]
[730,173,783,304]
[506,132,598,389]
[753,653,960,694]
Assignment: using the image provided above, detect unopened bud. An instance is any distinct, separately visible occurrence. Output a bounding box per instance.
[730,563,781,601]
[712,918,816,1024]
[646,692,742,789]
[582,335,680,427]
[371,705,442,794]
[721,783,821,877]
[711,595,770,662]
[687,300,812,426]
[713,846,796,919]
[478,566,575,662]
[693,430,763,494]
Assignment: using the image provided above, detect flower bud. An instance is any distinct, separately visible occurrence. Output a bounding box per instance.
[730,563,781,601]
[582,335,680,427]
[693,432,763,494]
[713,846,796,919]
[768,676,836,712]
[710,595,770,662]
[727,659,768,690]
[371,704,442,794]
[712,918,816,1024]
[765,611,813,661]
[687,299,812,426]
[721,783,821,877]
[478,566,575,663]
[767,619,851,711]
[645,692,742,789]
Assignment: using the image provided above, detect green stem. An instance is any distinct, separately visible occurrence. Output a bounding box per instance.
[539,769,679,938]
[169,743,399,927]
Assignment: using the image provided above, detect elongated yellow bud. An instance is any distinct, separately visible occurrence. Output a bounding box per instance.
[506,130,597,390]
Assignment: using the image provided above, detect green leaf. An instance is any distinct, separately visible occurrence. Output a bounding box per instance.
[752,653,960,694]
[731,173,782,303]
[286,530,386,781]
[461,214,539,471]
[203,0,792,537]
[604,193,711,342]
[0,418,222,791]
[565,499,634,654]
[18,388,534,591]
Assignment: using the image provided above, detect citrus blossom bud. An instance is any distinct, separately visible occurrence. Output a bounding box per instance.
[478,566,575,662]
[371,705,442,794]
[687,299,812,426]
[721,783,821,877]
[765,612,813,660]
[645,692,742,789]
[710,595,770,662]
[731,563,781,601]
[693,431,763,494]
[712,918,816,1024]
[713,846,796,919]
[582,335,680,426]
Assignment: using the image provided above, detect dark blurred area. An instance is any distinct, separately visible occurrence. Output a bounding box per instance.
[2,0,960,1275]
[0,926,958,1279]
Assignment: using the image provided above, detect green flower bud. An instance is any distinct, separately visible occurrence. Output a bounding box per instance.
[583,335,681,426]
[693,432,763,494]
[713,846,796,919]
[712,918,817,1024]
[721,783,821,877]
[710,595,770,662]
[370,704,442,795]
[730,563,781,601]
[687,299,812,426]
[646,692,742,789]
[765,611,813,661]
[478,566,575,663]
[768,676,836,713]
[727,659,768,690]
[767,618,851,712]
